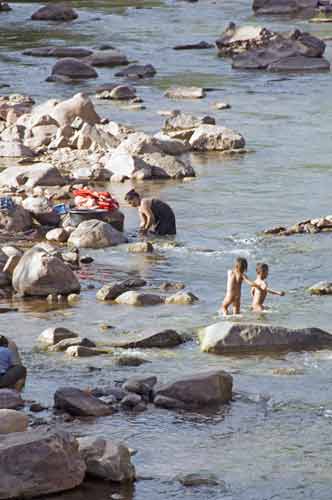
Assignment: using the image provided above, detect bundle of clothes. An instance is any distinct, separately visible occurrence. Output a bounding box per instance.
[73,188,119,211]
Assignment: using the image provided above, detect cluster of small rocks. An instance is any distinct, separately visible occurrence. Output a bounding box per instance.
[264,215,332,236]
[216,23,330,72]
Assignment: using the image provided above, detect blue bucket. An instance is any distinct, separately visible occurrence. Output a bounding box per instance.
[53,204,69,215]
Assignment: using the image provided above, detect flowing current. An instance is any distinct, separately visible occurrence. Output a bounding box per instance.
[1,1,332,499]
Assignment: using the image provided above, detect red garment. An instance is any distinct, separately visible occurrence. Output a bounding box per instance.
[73,189,119,212]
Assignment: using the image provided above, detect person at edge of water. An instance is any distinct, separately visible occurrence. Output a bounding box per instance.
[125,189,176,236]
[251,262,285,313]
[0,335,27,392]
[220,257,261,316]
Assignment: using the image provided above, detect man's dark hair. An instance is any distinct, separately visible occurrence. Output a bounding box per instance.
[125,189,140,202]
[0,335,9,347]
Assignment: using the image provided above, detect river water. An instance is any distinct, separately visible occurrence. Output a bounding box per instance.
[1,1,332,499]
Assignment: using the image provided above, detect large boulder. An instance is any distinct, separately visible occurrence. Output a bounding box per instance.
[68,220,127,249]
[0,163,65,189]
[109,329,184,348]
[31,4,79,21]
[189,125,245,152]
[0,409,28,434]
[253,0,317,15]
[49,58,98,81]
[12,246,80,297]
[102,151,152,179]
[199,322,332,354]
[153,370,233,409]
[0,204,32,232]
[78,437,135,482]
[54,387,112,417]
[0,430,86,498]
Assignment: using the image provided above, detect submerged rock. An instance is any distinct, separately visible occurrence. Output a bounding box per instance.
[84,49,128,67]
[253,0,317,15]
[96,85,136,100]
[23,47,93,58]
[154,370,233,409]
[177,472,221,487]
[48,58,98,81]
[109,329,183,348]
[31,4,78,21]
[78,437,135,482]
[165,292,199,305]
[49,337,95,352]
[123,375,157,396]
[199,322,332,354]
[165,87,206,99]
[54,387,112,417]
[115,64,156,78]
[0,430,86,498]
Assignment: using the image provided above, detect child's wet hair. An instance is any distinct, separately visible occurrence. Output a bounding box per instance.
[256,262,269,274]
[0,335,8,347]
[235,257,248,273]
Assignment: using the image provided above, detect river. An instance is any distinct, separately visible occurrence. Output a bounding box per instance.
[1,1,332,499]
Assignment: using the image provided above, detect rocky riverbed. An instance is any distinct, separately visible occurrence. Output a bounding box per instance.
[1,1,332,500]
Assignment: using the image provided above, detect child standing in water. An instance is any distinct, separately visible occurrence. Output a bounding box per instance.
[251,262,285,312]
[220,257,258,316]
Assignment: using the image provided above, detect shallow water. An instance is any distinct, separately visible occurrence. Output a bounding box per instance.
[1,1,332,498]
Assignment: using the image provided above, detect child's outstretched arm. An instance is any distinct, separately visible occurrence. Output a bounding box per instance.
[242,274,263,291]
[267,287,285,296]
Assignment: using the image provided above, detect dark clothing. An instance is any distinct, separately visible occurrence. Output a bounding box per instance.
[150,199,176,235]
[0,365,27,389]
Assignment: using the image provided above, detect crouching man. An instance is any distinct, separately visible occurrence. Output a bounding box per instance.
[0,335,27,392]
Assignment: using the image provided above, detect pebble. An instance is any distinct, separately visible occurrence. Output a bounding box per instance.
[214,101,231,110]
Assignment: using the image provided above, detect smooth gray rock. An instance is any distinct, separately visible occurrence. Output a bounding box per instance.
[38,327,78,348]
[253,0,317,15]
[115,291,164,306]
[154,370,233,408]
[199,322,332,353]
[54,387,112,417]
[123,375,157,396]
[68,220,127,249]
[49,58,98,80]
[109,329,183,348]
[31,4,78,21]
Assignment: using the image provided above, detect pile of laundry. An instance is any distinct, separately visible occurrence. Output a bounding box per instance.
[73,188,119,211]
